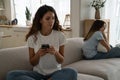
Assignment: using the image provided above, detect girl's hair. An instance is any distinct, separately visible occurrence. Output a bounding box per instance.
[84,20,105,41]
[25,5,62,41]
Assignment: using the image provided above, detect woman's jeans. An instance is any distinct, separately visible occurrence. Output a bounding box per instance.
[92,47,120,59]
[6,68,77,80]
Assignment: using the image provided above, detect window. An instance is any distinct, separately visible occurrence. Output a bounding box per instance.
[14,0,70,28]
[116,0,120,42]
[105,0,120,46]
[14,0,41,25]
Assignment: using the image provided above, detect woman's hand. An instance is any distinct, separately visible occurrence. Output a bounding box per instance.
[37,48,48,57]
[45,46,56,55]
[29,47,48,66]
[45,45,64,63]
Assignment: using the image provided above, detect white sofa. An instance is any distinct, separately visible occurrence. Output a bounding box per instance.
[2,37,119,80]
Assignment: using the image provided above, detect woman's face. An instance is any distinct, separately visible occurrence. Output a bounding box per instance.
[40,11,55,30]
[100,23,106,32]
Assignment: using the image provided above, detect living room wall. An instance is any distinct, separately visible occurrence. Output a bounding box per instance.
[1,0,105,38]
[71,0,105,37]
[71,0,93,37]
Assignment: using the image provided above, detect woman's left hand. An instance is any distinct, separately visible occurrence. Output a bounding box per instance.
[46,46,57,55]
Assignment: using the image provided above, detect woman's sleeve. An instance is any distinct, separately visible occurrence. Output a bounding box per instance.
[59,32,66,46]
[95,31,104,41]
[27,36,34,48]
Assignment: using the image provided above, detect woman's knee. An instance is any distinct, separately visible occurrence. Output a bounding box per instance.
[51,68,77,80]
[62,68,77,80]
[6,70,26,80]
[7,70,18,80]
[62,68,77,76]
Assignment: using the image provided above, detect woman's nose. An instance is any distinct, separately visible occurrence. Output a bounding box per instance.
[49,19,54,23]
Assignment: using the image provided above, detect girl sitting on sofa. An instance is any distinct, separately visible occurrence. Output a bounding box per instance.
[6,5,77,80]
[82,20,120,60]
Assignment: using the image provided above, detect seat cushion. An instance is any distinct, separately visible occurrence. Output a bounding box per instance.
[65,58,120,80]
[78,73,104,80]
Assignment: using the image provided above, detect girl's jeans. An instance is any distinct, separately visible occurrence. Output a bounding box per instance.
[6,68,77,80]
[92,47,120,59]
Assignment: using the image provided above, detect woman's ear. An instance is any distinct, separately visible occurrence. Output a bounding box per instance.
[99,27,102,31]
[100,26,105,32]
[40,20,42,23]
[40,19,42,24]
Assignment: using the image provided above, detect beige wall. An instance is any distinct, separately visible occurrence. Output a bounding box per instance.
[71,0,105,37]
[71,0,94,37]
[71,0,80,37]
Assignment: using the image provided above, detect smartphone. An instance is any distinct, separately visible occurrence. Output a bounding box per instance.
[41,44,50,49]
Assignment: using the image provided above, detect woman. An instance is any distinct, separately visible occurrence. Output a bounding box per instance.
[82,20,120,60]
[6,5,77,80]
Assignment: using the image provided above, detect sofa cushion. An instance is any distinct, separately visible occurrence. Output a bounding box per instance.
[65,58,120,80]
[0,46,33,80]
[78,73,104,80]
[62,37,84,66]
[97,43,107,52]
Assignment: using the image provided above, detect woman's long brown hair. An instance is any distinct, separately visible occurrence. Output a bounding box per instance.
[84,20,105,41]
[25,5,63,42]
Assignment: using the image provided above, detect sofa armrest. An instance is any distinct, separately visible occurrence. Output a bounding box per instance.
[0,46,33,80]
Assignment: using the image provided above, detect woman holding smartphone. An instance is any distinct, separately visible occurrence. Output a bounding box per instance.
[6,5,77,80]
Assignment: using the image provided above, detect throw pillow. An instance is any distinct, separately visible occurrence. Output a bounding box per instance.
[97,43,107,52]
[116,43,120,48]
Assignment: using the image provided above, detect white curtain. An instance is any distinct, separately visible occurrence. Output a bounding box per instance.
[14,0,70,26]
[105,0,120,46]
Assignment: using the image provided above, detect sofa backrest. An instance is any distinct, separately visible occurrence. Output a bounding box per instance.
[62,37,84,66]
[0,37,84,80]
[0,46,33,80]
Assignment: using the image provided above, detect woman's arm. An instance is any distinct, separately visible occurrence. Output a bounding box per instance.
[28,47,47,66]
[46,45,64,64]
[102,32,109,44]
[99,39,111,52]
[54,45,64,63]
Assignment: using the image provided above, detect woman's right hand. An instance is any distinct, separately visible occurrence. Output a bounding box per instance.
[37,48,47,57]
[29,48,47,66]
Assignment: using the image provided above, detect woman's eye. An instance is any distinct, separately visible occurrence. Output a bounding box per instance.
[46,17,55,21]
[46,18,50,20]
[52,17,55,19]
